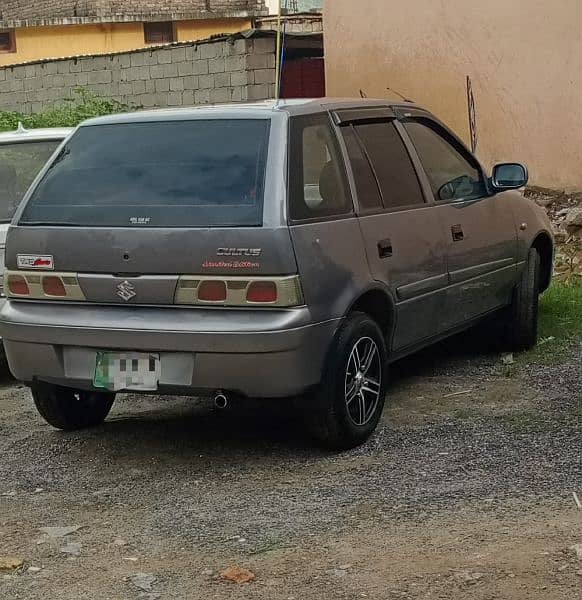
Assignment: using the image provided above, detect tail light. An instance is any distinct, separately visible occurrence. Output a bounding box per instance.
[197,280,227,303]
[5,271,85,301]
[246,281,277,304]
[42,276,67,297]
[175,275,303,307]
[7,274,30,296]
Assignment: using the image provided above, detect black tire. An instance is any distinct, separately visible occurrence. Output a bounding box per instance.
[307,312,388,450]
[31,383,115,431]
[505,247,541,351]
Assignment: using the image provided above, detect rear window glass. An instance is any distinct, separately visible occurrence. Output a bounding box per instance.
[20,120,271,228]
[0,140,61,222]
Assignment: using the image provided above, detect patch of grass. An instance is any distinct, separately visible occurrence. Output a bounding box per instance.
[0,88,135,132]
[493,411,555,433]
[523,281,582,364]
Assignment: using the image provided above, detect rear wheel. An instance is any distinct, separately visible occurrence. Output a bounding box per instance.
[504,247,541,351]
[307,312,388,450]
[31,383,115,431]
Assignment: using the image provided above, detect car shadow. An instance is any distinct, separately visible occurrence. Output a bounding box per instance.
[70,328,501,455]
[389,326,500,383]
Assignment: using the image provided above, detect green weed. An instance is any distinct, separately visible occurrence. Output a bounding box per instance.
[0,88,135,132]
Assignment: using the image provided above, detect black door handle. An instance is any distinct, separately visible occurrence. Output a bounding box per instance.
[378,239,393,259]
[451,224,464,242]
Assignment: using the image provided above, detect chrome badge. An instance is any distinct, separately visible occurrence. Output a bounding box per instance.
[116,280,136,302]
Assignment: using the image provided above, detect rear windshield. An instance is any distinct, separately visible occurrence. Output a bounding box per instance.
[0,140,61,222]
[20,119,271,228]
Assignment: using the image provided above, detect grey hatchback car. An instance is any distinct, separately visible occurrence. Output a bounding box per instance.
[0,99,554,449]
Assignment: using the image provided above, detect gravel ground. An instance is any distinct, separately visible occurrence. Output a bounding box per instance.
[0,333,581,599]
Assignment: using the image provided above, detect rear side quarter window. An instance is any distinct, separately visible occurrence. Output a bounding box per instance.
[288,114,353,221]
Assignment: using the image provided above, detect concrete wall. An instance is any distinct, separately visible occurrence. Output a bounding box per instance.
[324,0,582,190]
[0,36,276,113]
[0,18,253,67]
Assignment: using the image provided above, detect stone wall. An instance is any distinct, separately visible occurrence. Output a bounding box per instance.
[0,0,267,23]
[0,36,277,113]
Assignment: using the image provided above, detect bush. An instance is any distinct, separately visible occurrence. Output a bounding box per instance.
[0,88,135,132]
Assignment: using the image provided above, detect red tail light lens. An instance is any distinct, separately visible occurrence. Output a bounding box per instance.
[246,281,278,303]
[197,280,227,302]
[42,276,67,297]
[8,275,30,296]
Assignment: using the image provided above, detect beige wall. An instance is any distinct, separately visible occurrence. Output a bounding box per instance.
[324,0,582,190]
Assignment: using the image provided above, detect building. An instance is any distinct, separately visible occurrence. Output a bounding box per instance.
[0,0,267,67]
[265,1,322,14]
[325,0,582,190]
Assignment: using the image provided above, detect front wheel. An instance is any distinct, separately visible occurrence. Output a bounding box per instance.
[31,383,115,431]
[504,247,541,351]
[307,312,388,450]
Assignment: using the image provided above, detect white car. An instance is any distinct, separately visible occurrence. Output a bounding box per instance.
[0,125,72,302]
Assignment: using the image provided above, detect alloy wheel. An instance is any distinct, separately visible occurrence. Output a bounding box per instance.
[344,336,382,426]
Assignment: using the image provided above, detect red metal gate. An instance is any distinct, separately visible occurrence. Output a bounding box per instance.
[281,57,326,98]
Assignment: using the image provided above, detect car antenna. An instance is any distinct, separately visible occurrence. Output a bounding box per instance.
[16,121,28,133]
[359,89,367,98]
[386,87,414,103]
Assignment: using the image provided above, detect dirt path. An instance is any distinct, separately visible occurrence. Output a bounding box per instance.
[1,334,581,599]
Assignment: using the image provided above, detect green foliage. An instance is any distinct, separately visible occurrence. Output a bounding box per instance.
[522,281,582,364]
[0,88,134,132]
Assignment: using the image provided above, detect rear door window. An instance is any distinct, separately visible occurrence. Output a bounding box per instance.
[353,121,425,210]
[0,140,61,222]
[288,114,352,221]
[340,125,383,213]
[20,120,270,227]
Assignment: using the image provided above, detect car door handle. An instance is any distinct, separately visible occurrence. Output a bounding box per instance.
[378,239,393,259]
[451,224,464,242]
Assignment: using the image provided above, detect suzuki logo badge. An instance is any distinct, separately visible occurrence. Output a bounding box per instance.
[116,280,136,302]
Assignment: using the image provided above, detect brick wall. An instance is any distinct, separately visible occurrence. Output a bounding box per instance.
[0,0,266,22]
[0,36,277,113]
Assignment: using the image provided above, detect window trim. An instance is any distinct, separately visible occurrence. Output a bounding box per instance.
[143,21,176,45]
[399,115,490,205]
[0,29,16,54]
[287,112,355,225]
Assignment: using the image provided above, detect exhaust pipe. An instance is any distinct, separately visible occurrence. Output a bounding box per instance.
[214,391,228,409]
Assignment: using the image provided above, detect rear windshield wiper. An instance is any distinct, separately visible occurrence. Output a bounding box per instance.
[19,221,85,227]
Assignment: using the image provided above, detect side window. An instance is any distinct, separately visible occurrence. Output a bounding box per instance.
[340,125,382,212]
[354,121,425,210]
[289,114,352,221]
[404,120,487,202]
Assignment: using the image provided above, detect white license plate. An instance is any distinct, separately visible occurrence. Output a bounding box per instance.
[94,352,160,392]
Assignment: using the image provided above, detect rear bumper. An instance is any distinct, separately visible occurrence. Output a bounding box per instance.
[0,301,339,398]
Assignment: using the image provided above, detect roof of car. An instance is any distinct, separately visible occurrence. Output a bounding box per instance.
[0,126,73,144]
[81,98,427,126]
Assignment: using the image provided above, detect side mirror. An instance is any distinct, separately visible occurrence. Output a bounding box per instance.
[491,163,528,191]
